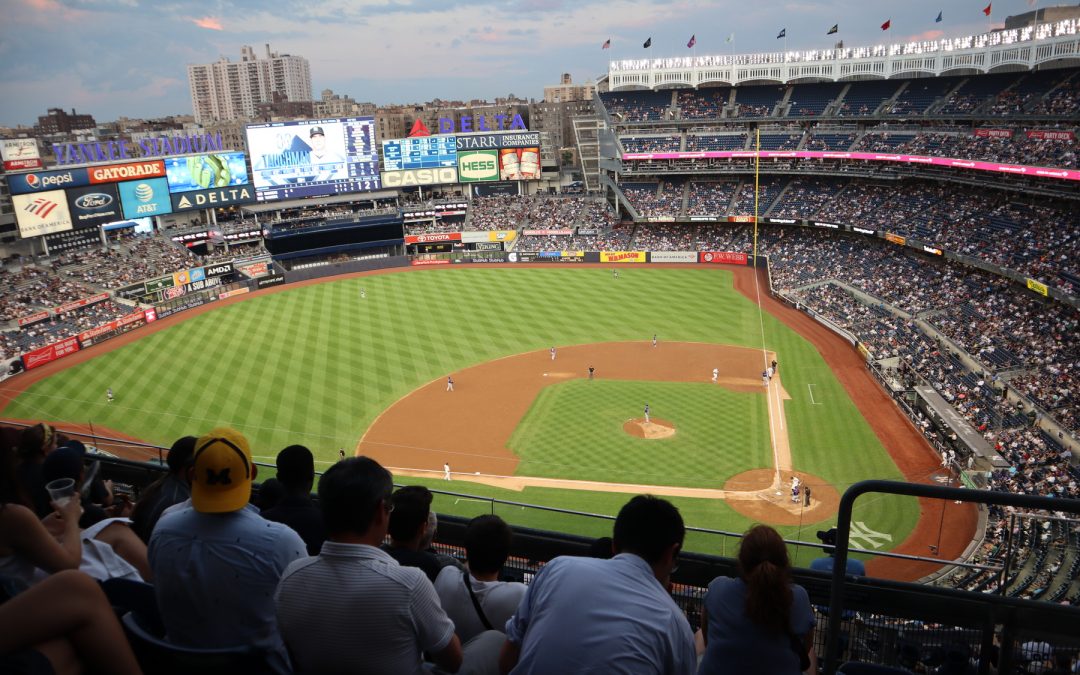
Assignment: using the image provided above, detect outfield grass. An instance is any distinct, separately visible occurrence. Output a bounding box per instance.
[510,380,769,489]
[3,267,919,552]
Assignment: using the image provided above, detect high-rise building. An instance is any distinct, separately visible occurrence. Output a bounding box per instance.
[543,74,595,104]
[187,44,312,123]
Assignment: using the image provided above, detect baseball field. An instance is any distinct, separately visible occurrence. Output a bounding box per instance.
[0,265,975,578]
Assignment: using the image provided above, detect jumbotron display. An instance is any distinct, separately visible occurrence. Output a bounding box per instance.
[381,136,457,171]
[246,117,380,201]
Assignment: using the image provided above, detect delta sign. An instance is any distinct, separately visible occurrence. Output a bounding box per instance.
[407,115,527,136]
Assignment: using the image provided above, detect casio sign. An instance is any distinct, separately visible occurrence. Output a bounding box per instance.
[74,193,113,210]
[381,168,458,187]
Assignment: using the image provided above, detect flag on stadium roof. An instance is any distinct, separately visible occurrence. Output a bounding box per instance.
[643,37,652,48]
[881,18,891,30]
[687,34,696,48]
[602,39,611,49]
[935,11,943,22]
[827,24,838,34]
[983,2,992,16]
[777,28,786,39]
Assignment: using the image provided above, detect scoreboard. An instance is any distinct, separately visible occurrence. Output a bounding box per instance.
[382,136,457,171]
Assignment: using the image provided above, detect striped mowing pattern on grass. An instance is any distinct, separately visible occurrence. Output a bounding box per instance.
[510,380,768,489]
[3,267,919,550]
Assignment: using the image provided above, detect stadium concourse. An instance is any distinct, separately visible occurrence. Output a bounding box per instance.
[2,51,1080,673]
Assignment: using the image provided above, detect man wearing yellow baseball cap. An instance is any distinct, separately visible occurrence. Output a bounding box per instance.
[148,428,306,674]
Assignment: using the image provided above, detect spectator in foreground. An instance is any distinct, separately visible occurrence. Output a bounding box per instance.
[15,422,59,516]
[697,524,816,675]
[435,514,527,643]
[275,456,463,674]
[130,436,195,543]
[261,444,326,555]
[499,495,695,675]
[148,428,305,675]
[809,527,866,576]
[383,485,455,582]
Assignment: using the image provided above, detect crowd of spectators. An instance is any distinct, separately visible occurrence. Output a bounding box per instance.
[0,266,93,322]
[467,195,615,232]
[620,182,683,219]
[0,300,132,359]
[621,136,681,153]
[202,241,269,264]
[686,181,737,215]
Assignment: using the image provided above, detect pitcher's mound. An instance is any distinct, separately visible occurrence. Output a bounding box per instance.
[623,418,676,439]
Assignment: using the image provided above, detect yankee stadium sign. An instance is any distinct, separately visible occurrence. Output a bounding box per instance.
[52,133,225,166]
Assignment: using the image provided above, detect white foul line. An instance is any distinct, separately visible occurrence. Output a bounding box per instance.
[807,383,823,405]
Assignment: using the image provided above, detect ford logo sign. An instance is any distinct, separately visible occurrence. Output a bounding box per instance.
[74,193,113,210]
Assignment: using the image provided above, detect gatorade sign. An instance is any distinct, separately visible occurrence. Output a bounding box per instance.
[457,150,499,182]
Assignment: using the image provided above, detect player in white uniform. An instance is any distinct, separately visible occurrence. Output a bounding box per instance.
[106,388,114,403]
[644,403,650,423]
[447,376,454,392]
[712,368,719,383]
[550,347,556,361]
[444,462,452,481]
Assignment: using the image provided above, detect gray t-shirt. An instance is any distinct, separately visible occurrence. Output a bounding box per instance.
[433,565,526,642]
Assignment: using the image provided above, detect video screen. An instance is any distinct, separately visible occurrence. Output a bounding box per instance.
[102,217,154,234]
[499,147,541,181]
[382,136,457,171]
[165,152,250,193]
[246,118,380,201]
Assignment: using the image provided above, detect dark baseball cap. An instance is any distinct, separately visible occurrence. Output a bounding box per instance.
[309,126,325,137]
[42,441,87,483]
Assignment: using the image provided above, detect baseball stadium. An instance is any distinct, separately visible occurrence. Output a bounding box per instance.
[1,9,1078,674]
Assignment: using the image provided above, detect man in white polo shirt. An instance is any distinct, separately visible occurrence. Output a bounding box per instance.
[274,457,462,674]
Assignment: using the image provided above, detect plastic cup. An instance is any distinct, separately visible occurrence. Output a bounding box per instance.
[45,478,76,507]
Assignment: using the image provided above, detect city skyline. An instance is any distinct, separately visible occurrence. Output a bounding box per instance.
[0,0,1047,127]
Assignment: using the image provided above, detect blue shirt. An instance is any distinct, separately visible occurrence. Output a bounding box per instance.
[698,576,815,675]
[148,501,306,674]
[505,553,696,675]
[808,556,867,576]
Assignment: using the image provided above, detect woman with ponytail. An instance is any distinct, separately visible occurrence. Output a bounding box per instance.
[698,524,816,674]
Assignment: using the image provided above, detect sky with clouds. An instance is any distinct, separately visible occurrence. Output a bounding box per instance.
[0,0,1047,127]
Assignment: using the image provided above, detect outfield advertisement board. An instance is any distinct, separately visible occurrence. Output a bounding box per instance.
[78,310,147,347]
[55,293,109,315]
[508,251,584,262]
[165,153,249,193]
[649,251,696,263]
[22,337,80,371]
[599,251,646,263]
[66,184,122,228]
[170,184,254,212]
[247,117,380,201]
[118,177,172,218]
[699,251,747,265]
[461,230,515,244]
[18,311,50,327]
[381,167,458,188]
[257,274,285,289]
[13,191,74,238]
[405,232,461,244]
[498,148,540,181]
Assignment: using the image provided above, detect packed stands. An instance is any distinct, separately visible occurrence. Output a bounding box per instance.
[621,136,681,153]
[686,181,737,216]
[599,90,671,121]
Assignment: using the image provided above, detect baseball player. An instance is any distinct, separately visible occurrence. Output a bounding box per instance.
[447,376,455,392]
[588,366,595,380]
[339,448,346,462]
[791,476,801,503]
[612,269,619,280]
[360,287,366,299]
[762,370,769,387]
[803,485,812,507]
[644,403,650,424]
[767,366,774,380]
[551,346,556,361]
[444,462,452,481]
[712,367,719,383]
[652,334,657,348]
[106,388,114,403]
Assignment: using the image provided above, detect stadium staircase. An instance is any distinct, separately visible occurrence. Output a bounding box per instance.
[679,182,691,219]
[926,79,970,116]
[879,81,908,115]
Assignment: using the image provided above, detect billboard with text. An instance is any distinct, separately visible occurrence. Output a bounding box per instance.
[165,152,249,193]
[1,138,42,171]
[118,177,173,218]
[66,184,122,229]
[456,150,499,182]
[13,191,74,238]
[498,148,540,181]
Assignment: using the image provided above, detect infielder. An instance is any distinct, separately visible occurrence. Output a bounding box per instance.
[588,366,595,380]
[652,334,657,348]
[444,462,452,481]
[712,368,719,383]
[551,347,556,361]
[447,376,454,392]
[762,370,769,387]
[644,403,650,424]
[767,366,775,380]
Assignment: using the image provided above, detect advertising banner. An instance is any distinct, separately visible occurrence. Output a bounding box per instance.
[381,167,458,187]
[22,337,80,371]
[921,244,943,256]
[17,311,50,327]
[218,288,251,300]
[170,184,255,212]
[1026,130,1074,141]
[852,226,876,235]
[813,221,841,230]
[13,191,74,238]
[470,181,519,197]
[143,308,157,323]
[144,276,175,294]
[645,216,676,223]
[727,215,756,223]
[78,311,145,347]
[460,230,516,244]
[257,274,285,289]
[405,232,462,244]
[456,150,500,182]
[204,262,233,277]
[885,232,907,246]
[238,261,270,278]
[509,251,585,263]
[763,217,799,225]
[472,241,503,251]
[455,131,542,151]
[523,229,573,236]
[1026,278,1049,297]
[600,251,646,263]
[55,293,109,315]
[165,153,249,193]
[66,184,122,229]
[1,138,42,171]
[974,128,1014,138]
[88,161,166,184]
[156,295,208,319]
[7,168,90,195]
[649,251,696,263]
[246,117,381,201]
[498,148,540,181]
[688,215,719,222]
[699,251,748,265]
[620,149,1080,182]
[118,177,172,218]
[410,258,451,266]
[576,227,603,235]
[450,251,507,264]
